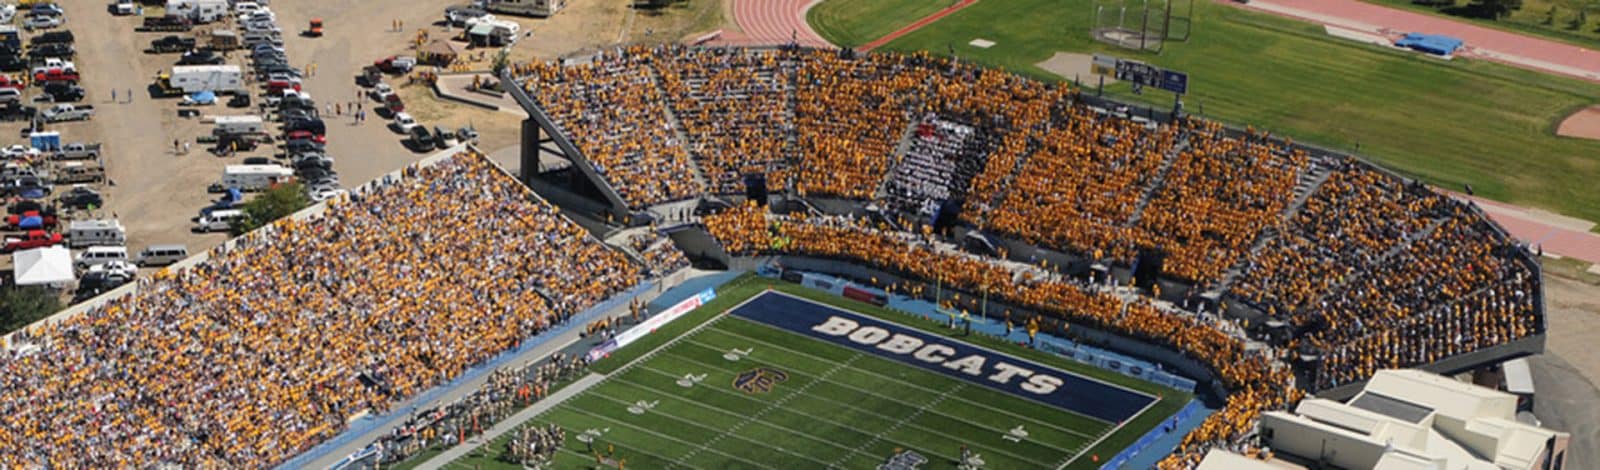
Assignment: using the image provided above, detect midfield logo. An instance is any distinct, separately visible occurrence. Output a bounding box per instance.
[732,367,789,394]
[877,449,928,470]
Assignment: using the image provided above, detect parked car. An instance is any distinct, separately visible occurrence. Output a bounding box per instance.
[5,210,57,230]
[56,185,102,209]
[23,15,63,30]
[0,102,35,122]
[0,145,41,159]
[51,143,101,160]
[392,112,417,133]
[285,129,324,144]
[0,54,26,72]
[434,126,457,149]
[178,49,224,65]
[29,31,74,46]
[28,43,74,59]
[409,125,434,149]
[148,35,197,54]
[36,83,84,102]
[283,140,324,155]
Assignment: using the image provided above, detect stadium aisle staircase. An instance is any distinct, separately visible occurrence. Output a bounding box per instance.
[1125,135,1189,226]
[1208,158,1335,295]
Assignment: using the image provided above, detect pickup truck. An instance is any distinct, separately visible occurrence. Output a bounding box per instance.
[147,35,195,54]
[52,143,101,160]
[373,55,416,74]
[29,31,72,46]
[138,15,193,33]
[33,69,77,83]
[2,230,63,252]
[111,0,136,16]
[41,104,92,122]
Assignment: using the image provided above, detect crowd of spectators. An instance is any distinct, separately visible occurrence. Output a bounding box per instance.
[703,203,1299,468]
[972,103,1176,264]
[0,152,641,467]
[656,46,797,195]
[629,227,691,276]
[1133,122,1307,283]
[1232,162,1443,318]
[520,46,704,208]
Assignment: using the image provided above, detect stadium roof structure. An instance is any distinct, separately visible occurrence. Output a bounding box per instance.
[1261,369,1568,470]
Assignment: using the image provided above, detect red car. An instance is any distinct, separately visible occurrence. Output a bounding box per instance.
[385,94,403,113]
[3,230,64,252]
[266,80,302,96]
[0,75,24,90]
[286,130,326,144]
[33,69,78,83]
[5,210,58,229]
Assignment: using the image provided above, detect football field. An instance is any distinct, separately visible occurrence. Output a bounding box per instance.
[443,283,1189,469]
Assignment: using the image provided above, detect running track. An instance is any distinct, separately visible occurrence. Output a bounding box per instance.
[707,0,832,48]
[1446,193,1600,265]
[1235,0,1600,82]
[857,0,980,51]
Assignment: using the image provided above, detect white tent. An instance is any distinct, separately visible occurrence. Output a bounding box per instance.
[14,246,74,286]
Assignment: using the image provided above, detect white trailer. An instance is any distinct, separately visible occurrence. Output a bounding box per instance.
[163,65,245,95]
[212,115,265,136]
[166,0,229,23]
[220,164,293,191]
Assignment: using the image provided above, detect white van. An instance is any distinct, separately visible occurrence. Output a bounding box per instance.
[194,209,246,232]
[135,244,189,266]
[67,219,127,248]
[75,246,129,270]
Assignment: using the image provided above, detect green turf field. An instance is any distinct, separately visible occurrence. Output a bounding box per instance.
[442,278,1189,469]
[808,0,1600,228]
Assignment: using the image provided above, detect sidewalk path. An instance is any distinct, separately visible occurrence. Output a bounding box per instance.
[1233,0,1600,82]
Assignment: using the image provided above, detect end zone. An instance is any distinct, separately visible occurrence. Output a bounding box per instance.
[730,291,1157,424]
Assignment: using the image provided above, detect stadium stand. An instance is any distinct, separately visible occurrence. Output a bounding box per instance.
[0,152,642,467]
[507,45,1542,468]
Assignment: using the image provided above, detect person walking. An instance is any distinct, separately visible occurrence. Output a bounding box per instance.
[126,89,132,103]
[111,89,117,102]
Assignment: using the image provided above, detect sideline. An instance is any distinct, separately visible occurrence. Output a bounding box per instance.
[414,373,605,469]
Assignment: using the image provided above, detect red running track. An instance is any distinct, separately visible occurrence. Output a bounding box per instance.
[709,0,832,48]
[1443,192,1600,265]
[858,0,979,51]
[1237,0,1600,82]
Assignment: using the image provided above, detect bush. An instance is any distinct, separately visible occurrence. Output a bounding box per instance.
[235,183,310,235]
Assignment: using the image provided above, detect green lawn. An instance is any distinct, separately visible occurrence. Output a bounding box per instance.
[444,277,1189,469]
[1363,0,1600,52]
[810,0,1600,227]
[807,0,952,48]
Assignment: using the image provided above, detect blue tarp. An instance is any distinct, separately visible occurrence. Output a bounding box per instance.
[1395,33,1463,56]
[18,215,42,230]
[186,90,216,104]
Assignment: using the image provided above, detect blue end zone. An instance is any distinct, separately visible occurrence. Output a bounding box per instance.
[731,291,1156,424]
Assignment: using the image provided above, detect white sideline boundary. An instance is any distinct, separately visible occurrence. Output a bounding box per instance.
[418,287,770,469]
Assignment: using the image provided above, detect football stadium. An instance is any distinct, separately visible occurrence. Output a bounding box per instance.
[0,1,1589,470]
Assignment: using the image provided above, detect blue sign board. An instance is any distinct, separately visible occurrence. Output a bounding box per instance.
[1159,70,1188,94]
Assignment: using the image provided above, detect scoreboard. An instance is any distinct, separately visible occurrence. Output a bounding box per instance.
[1092,54,1188,94]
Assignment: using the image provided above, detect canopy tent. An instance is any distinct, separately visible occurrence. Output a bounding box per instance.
[1395,33,1463,56]
[14,246,73,286]
[418,39,458,66]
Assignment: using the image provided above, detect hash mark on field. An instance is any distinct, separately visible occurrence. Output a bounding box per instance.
[677,353,865,463]
[829,383,968,468]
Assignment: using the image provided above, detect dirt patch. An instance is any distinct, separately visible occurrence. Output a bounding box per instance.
[1558,106,1600,141]
[1035,52,1117,84]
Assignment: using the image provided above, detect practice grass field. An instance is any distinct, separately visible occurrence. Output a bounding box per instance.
[808,0,1600,228]
[443,277,1189,469]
